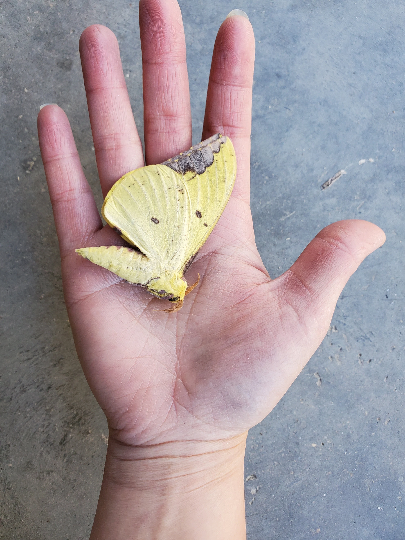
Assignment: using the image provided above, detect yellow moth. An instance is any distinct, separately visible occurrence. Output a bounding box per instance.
[76,134,236,310]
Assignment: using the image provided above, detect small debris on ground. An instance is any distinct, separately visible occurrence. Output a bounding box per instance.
[321,169,347,190]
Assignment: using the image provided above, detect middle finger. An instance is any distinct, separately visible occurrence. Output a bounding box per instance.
[140,0,192,164]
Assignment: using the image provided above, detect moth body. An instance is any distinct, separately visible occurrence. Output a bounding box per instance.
[146,272,187,302]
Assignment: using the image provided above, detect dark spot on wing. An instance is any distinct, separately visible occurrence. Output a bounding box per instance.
[196,210,202,218]
[203,223,208,227]
[162,134,227,175]
[151,217,159,224]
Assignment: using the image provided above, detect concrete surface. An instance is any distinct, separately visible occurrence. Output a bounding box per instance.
[0,0,404,538]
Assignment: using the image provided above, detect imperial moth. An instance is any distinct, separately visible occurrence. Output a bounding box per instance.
[76,133,236,310]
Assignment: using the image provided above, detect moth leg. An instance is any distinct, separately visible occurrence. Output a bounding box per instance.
[161,274,199,312]
[163,299,184,313]
[185,273,200,296]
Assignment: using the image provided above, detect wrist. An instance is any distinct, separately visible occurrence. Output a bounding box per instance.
[105,433,248,488]
[91,433,248,540]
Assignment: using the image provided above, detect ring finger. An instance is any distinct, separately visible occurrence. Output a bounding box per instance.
[80,24,144,197]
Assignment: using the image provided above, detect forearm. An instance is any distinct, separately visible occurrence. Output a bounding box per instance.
[90,434,248,540]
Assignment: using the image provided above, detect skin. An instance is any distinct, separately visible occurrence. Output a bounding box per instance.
[37,1,385,538]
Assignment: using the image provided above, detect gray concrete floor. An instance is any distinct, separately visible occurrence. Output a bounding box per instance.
[1,0,404,538]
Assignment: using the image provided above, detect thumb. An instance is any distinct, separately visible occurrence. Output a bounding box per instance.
[276,219,385,347]
[237,219,385,423]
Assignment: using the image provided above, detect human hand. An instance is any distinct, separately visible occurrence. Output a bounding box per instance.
[37,1,385,538]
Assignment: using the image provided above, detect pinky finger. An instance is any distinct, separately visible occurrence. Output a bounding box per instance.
[38,105,102,258]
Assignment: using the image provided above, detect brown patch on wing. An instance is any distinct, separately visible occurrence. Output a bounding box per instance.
[162,134,226,175]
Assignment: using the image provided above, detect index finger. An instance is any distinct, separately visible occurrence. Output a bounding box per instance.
[203,12,255,204]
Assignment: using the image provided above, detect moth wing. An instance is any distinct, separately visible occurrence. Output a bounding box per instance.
[76,246,158,285]
[101,134,236,275]
[163,134,236,272]
[102,164,189,265]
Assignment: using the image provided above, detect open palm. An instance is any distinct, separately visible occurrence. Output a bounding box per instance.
[38,0,384,451]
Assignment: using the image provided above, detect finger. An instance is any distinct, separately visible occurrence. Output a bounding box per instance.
[277,219,386,350]
[38,105,102,257]
[79,25,144,196]
[139,0,192,164]
[202,11,255,203]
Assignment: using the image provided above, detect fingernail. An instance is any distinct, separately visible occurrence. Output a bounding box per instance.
[39,103,56,110]
[226,9,249,20]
